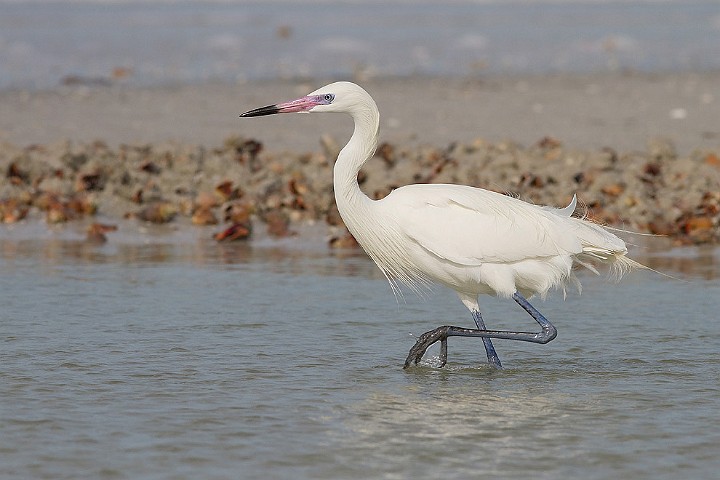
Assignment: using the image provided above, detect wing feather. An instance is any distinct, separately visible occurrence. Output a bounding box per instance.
[381,184,582,265]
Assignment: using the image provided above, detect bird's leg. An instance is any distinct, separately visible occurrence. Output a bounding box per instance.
[471,310,503,369]
[511,292,557,342]
[404,292,557,368]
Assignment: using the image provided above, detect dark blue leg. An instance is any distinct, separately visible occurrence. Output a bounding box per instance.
[511,292,557,342]
[404,292,557,368]
[471,310,503,369]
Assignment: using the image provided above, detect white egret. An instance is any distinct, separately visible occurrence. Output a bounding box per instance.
[240,81,645,369]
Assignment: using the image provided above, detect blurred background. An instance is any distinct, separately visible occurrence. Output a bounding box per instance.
[2,4,720,480]
[1,0,719,90]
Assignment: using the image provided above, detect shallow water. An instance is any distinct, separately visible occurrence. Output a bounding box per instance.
[1,230,720,479]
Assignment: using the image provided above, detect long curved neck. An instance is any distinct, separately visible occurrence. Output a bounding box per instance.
[329,90,423,291]
[333,99,380,213]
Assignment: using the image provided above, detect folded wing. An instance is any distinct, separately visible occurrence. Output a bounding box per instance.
[383,184,585,266]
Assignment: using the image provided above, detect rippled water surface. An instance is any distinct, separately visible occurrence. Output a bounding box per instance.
[2,229,720,479]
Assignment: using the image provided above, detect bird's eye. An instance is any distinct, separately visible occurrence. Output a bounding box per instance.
[323,93,334,103]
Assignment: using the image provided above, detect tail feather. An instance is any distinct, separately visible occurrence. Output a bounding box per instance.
[547,195,659,283]
[568,216,649,281]
[606,253,648,282]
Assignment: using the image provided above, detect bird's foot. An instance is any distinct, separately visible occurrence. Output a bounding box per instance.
[485,352,503,369]
[404,326,451,369]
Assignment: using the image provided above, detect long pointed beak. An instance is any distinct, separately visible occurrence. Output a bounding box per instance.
[239,104,280,117]
[240,95,322,118]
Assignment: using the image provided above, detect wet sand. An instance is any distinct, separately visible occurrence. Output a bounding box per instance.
[2,72,719,153]
[0,73,718,245]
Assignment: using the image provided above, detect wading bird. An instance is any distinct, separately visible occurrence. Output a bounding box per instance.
[240,82,644,369]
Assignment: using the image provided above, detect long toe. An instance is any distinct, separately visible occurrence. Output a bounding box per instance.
[439,338,448,368]
[404,342,429,368]
[404,326,451,368]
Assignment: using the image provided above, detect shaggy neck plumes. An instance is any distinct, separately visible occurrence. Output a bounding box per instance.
[330,93,429,295]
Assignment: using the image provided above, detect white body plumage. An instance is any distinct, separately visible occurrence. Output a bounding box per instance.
[240,81,644,367]
[316,82,640,307]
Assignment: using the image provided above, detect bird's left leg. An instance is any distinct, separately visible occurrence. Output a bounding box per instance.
[404,292,557,368]
[471,310,503,369]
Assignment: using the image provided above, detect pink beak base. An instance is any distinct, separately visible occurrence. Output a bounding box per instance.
[240,96,319,117]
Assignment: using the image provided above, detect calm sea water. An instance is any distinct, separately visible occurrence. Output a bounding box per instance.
[1,226,719,479]
[0,0,719,89]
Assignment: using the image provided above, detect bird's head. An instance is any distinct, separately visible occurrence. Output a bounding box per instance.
[240,81,372,117]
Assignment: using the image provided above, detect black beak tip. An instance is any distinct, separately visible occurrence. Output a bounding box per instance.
[239,105,280,118]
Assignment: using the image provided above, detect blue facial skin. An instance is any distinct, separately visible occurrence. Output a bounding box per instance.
[317,93,335,105]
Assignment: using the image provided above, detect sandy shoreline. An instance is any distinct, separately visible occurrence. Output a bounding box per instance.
[0,72,719,246]
[1,72,719,154]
